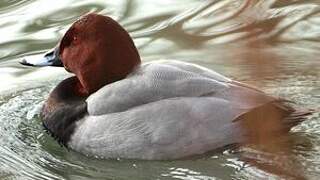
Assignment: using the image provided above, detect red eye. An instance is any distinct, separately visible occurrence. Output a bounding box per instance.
[72,36,78,45]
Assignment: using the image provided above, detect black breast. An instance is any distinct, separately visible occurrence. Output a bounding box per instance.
[41,76,88,147]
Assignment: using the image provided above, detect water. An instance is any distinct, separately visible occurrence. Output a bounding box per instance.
[0,0,319,179]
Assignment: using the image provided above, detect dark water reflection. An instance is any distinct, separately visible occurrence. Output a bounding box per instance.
[0,0,319,179]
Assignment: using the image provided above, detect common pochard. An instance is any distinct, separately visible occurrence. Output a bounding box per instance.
[21,13,311,160]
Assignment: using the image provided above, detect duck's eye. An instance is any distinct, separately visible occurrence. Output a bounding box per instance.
[72,36,78,45]
[59,27,77,52]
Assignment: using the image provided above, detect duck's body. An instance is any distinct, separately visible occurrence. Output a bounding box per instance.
[21,13,311,160]
[72,60,240,160]
[42,60,304,160]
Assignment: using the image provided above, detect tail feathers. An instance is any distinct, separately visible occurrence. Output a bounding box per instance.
[237,100,313,143]
[282,110,313,131]
[272,99,313,131]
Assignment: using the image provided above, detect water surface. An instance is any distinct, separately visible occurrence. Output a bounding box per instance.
[0,0,319,179]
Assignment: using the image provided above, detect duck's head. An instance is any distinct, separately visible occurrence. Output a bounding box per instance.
[21,13,141,96]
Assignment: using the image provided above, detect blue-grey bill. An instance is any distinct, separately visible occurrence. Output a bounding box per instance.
[20,47,62,67]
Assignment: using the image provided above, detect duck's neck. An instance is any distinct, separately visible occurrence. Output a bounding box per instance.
[41,76,87,118]
[75,62,141,95]
[53,76,87,101]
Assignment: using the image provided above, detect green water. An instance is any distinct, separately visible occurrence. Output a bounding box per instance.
[0,0,319,179]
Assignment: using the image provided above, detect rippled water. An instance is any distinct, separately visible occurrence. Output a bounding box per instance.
[0,0,319,179]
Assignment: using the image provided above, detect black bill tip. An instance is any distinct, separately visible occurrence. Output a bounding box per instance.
[20,58,35,66]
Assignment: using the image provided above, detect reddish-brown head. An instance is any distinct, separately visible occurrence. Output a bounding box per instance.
[59,13,141,95]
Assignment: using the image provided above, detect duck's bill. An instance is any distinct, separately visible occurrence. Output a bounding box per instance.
[20,47,63,67]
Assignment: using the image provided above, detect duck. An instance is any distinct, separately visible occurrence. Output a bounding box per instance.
[20,13,311,160]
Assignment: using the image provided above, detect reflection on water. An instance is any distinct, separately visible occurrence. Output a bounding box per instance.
[0,0,319,179]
